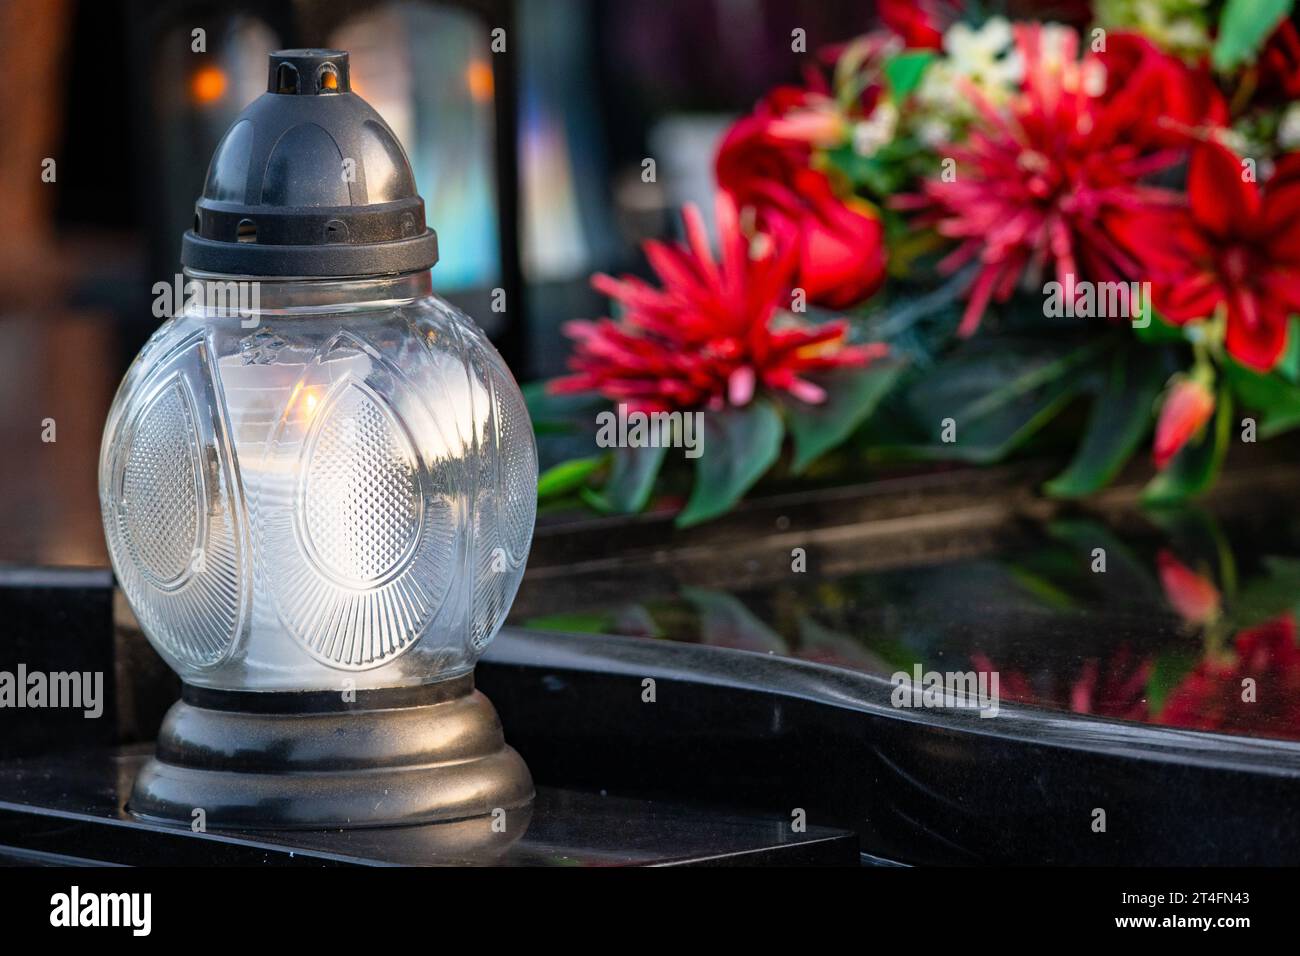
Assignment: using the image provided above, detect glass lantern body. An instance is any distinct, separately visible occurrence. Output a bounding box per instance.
[99,271,536,691]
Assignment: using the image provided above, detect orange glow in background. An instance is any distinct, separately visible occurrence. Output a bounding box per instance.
[191,65,228,104]
[466,59,494,101]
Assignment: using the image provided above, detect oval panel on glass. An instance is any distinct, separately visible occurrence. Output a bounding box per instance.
[121,379,206,590]
[298,379,424,590]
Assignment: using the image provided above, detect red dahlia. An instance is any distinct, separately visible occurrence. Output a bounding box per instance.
[549,194,887,413]
[897,24,1214,335]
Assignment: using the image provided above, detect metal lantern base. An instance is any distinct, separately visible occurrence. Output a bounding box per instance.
[129,673,534,831]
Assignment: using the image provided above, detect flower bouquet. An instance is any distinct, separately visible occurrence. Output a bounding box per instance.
[532,0,1300,525]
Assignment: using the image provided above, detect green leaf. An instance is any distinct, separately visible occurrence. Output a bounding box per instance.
[1220,556,1300,634]
[1278,317,1300,383]
[899,337,1109,464]
[523,381,606,435]
[1133,302,1186,344]
[1212,0,1293,70]
[1142,388,1233,505]
[884,50,937,99]
[784,360,907,473]
[537,455,605,499]
[1047,518,1164,603]
[823,145,908,196]
[796,616,895,672]
[676,400,783,527]
[583,444,667,514]
[683,588,788,653]
[1146,651,1199,716]
[523,612,615,634]
[1006,565,1080,610]
[1222,357,1300,438]
[1044,349,1166,498]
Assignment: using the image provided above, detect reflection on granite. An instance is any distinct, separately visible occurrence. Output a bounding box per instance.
[514,506,1300,743]
[0,748,858,866]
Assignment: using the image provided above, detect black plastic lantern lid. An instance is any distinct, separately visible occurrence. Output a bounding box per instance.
[182,50,439,278]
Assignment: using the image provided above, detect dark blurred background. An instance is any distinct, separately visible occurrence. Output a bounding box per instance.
[0,0,880,567]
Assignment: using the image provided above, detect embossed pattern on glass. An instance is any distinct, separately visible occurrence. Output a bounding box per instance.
[100,273,536,690]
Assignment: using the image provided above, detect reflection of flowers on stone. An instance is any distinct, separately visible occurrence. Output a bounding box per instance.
[1069,647,1153,721]
[1156,549,1221,625]
[971,645,1152,721]
[1158,614,1300,741]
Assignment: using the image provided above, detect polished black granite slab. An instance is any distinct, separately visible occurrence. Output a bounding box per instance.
[517,491,1300,746]
[0,748,858,866]
[6,467,1300,865]
[479,624,1300,865]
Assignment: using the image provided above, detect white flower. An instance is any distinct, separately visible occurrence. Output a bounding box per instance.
[942,16,1023,92]
[853,101,899,157]
[911,16,1021,144]
[916,117,952,148]
[1218,127,1250,155]
[1280,103,1300,151]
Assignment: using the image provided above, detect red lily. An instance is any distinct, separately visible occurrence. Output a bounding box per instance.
[549,194,887,413]
[1117,142,1300,371]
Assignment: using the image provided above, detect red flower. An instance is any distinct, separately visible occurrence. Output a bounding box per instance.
[715,87,822,206]
[716,90,888,311]
[1259,20,1300,102]
[1153,377,1215,469]
[897,24,1187,335]
[788,170,889,309]
[1158,614,1300,741]
[1067,647,1153,722]
[1156,549,1221,624]
[549,193,888,413]
[877,0,960,50]
[972,647,1152,721]
[1095,32,1227,149]
[1117,142,1300,371]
